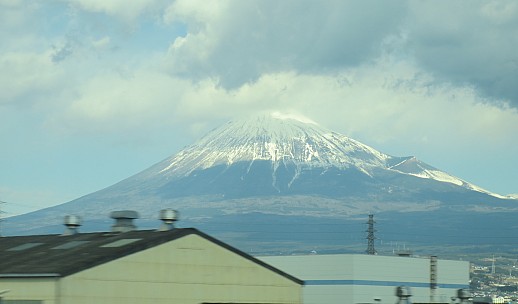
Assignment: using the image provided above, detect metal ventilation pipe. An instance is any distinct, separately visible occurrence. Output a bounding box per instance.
[158,209,179,231]
[395,286,412,304]
[63,215,82,235]
[110,210,139,233]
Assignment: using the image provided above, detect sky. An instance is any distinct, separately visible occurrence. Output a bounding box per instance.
[1,0,517,217]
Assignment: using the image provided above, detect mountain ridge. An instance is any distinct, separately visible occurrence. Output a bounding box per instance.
[130,112,503,199]
[3,112,517,254]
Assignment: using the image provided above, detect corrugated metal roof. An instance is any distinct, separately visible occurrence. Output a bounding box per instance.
[0,228,303,285]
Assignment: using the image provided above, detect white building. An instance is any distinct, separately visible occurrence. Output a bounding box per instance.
[259,254,470,304]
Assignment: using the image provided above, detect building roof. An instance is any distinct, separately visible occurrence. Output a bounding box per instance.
[0,228,303,284]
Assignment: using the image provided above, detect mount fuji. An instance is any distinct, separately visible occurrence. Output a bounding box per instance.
[4,113,518,254]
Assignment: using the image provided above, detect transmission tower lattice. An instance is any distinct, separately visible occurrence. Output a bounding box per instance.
[366,214,377,255]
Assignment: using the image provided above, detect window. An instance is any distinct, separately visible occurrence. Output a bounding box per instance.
[6,243,43,251]
[52,241,90,250]
[100,238,142,248]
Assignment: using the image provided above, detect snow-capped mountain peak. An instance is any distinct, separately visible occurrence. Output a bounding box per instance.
[128,112,503,199]
[157,113,389,176]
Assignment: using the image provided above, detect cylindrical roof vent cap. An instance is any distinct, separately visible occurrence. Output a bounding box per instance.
[110,210,139,219]
[64,215,82,226]
[110,210,139,233]
[160,209,178,222]
[63,215,82,235]
[158,209,179,231]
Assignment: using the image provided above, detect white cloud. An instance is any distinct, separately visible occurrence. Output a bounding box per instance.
[92,36,111,49]
[480,0,518,24]
[0,1,47,52]
[1,1,514,149]
[67,0,165,22]
[0,0,26,27]
[0,0,22,7]
[0,51,64,105]
[46,53,518,157]
[406,0,518,106]
[52,69,184,133]
[164,0,228,27]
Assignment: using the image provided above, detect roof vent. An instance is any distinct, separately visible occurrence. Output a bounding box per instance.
[158,209,179,231]
[63,215,82,235]
[110,210,139,233]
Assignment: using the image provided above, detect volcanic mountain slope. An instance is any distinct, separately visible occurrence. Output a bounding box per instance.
[4,113,518,253]
[111,112,503,200]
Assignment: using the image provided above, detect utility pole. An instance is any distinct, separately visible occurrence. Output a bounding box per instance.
[366,214,377,255]
[492,255,496,275]
[430,255,438,303]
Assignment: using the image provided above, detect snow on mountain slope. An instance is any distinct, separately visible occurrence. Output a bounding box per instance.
[388,156,465,185]
[156,113,389,177]
[136,112,502,198]
[388,156,507,198]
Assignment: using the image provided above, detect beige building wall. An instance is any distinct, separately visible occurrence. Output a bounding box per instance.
[0,278,57,303]
[59,234,302,304]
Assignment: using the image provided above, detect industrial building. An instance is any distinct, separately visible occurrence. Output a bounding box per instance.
[259,254,470,304]
[0,211,303,304]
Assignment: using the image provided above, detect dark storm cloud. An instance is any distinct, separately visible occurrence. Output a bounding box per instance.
[168,0,518,108]
[167,0,407,88]
[405,1,518,107]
